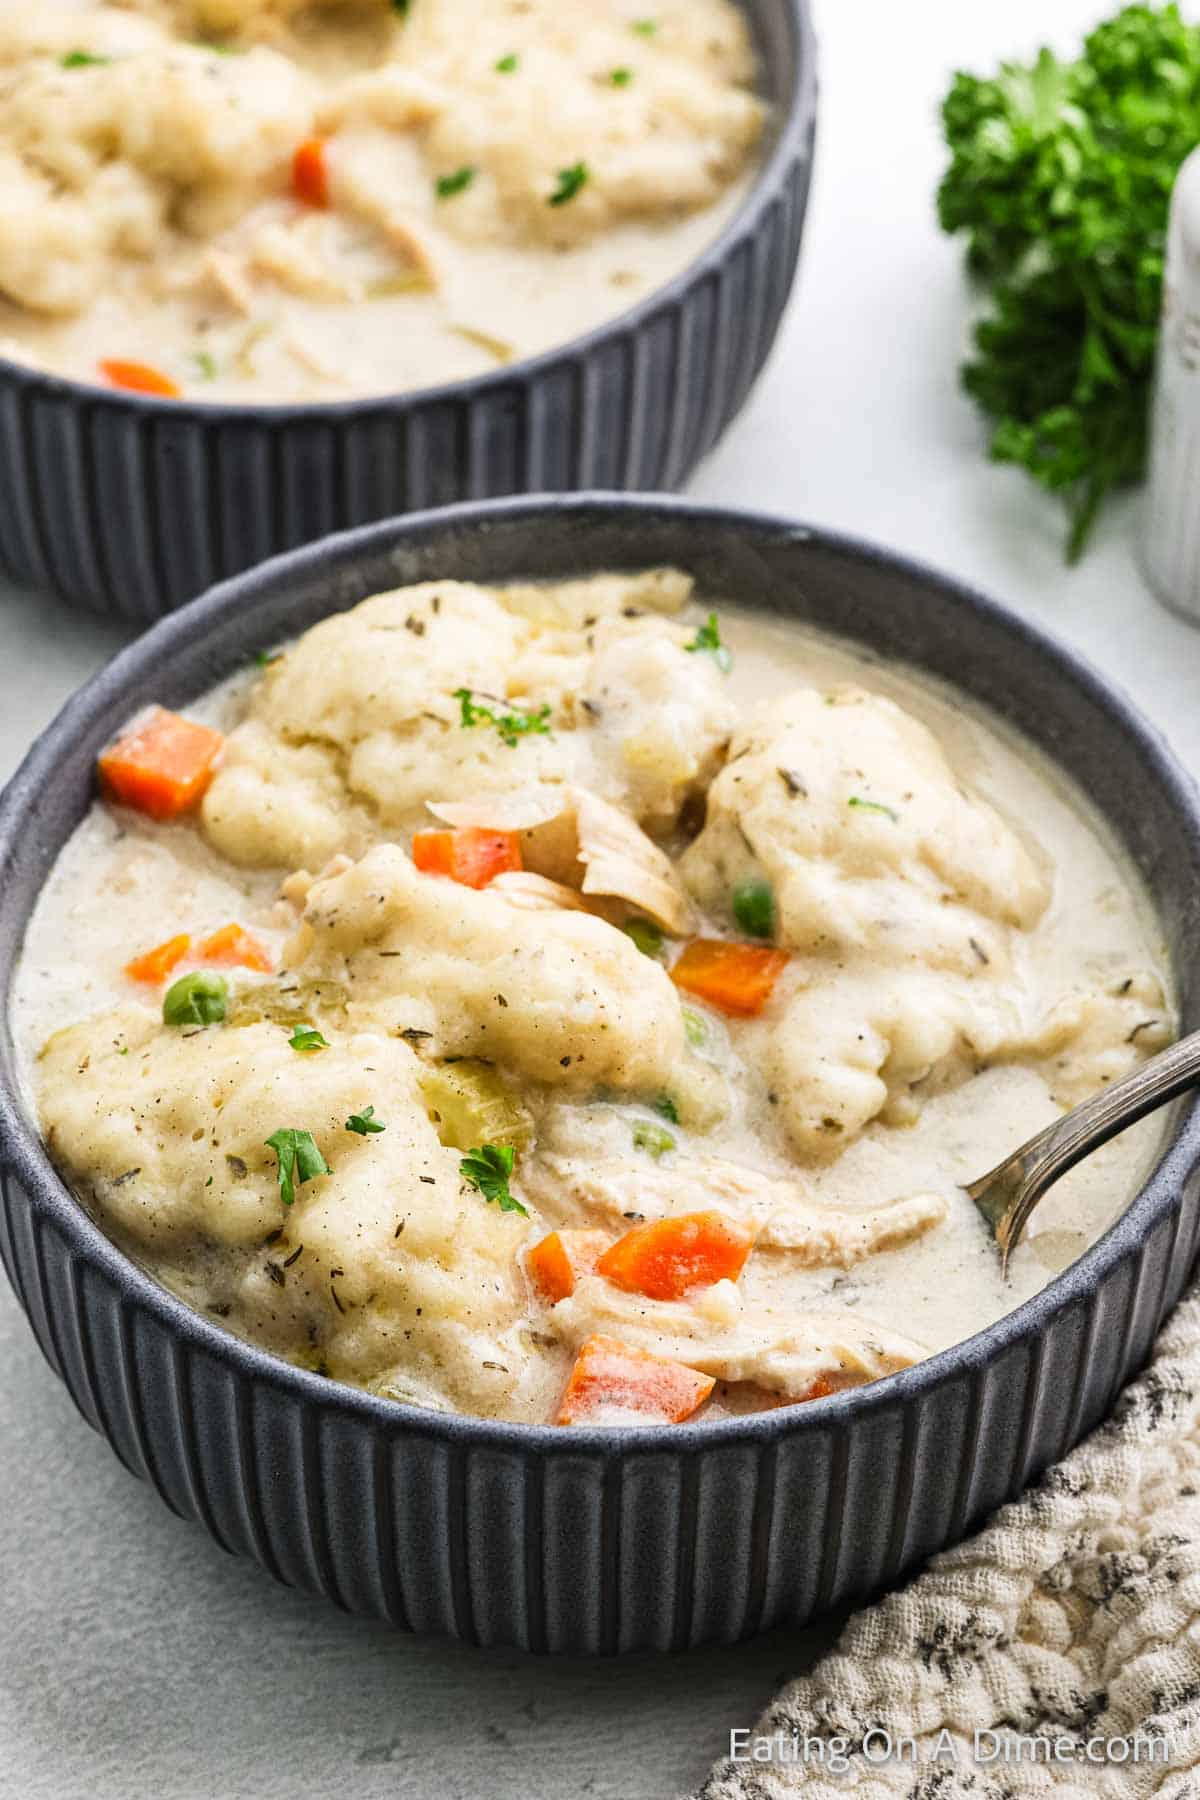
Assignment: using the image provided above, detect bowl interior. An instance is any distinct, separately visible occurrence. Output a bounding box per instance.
[3,494,1199,1439]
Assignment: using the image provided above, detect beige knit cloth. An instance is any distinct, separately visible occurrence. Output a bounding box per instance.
[694,1294,1200,1799]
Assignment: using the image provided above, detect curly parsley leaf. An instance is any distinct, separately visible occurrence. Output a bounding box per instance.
[938,4,1200,560]
[345,1105,386,1136]
[454,687,552,747]
[460,1142,527,1215]
[685,612,732,673]
[265,1128,330,1207]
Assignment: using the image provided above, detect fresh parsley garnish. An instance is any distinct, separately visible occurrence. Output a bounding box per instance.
[652,1094,679,1124]
[460,1142,527,1215]
[346,1105,385,1136]
[496,51,519,72]
[288,1023,329,1053]
[549,162,589,206]
[732,877,775,940]
[436,165,476,200]
[265,1128,330,1207]
[631,18,657,35]
[632,1120,675,1160]
[393,0,411,14]
[937,5,1200,560]
[454,687,552,747]
[848,795,899,822]
[192,349,218,381]
[61,50,110,67]
[254,648,282,667]
[610,66,634,85]
[685,612,732,673]
[623,917,665,960]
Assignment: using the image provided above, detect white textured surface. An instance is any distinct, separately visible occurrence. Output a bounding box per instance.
[2,2,1199,1796]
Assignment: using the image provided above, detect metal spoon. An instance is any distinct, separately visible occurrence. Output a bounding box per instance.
[968,1029,1200,1269]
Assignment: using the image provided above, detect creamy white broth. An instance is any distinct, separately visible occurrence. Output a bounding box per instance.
[11,579,1174,1425]
[0,0,763,402]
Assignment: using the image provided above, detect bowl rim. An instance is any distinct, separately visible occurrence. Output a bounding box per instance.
[3,490,1199,1456]
[0,0,817,425]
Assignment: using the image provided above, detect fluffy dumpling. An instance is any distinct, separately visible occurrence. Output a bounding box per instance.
[201,571,735,869]
[680,686,1049,972]
[326,0,763,250]
[0,14,315,314]
[37,1010,537,1415]
[287,842,689,1094]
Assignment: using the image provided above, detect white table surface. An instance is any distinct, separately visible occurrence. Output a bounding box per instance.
[3,4,1199,1796]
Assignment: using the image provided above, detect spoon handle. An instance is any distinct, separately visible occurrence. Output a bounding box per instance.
[967,1028,1200,1263]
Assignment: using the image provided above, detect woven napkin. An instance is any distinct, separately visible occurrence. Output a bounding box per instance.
[693,1292,1200,1799]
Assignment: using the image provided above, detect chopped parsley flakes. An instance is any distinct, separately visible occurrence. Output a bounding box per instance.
[847,796,899,822]
[288,1024,329,1053]
[496,51,519,72]
[345,1105,386,1136]
[460,1142,527,1216]
[611,66,634,85]
[454,687,552,747]
[265,1128,330,1207]
[436,165,476,200]
[61,50,110,67]
[549,162,589,206]
[631,18,657,36]
[685,612,732,673]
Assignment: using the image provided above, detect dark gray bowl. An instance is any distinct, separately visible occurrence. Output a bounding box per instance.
[2,495,1199,1655]
[0,1,815,623]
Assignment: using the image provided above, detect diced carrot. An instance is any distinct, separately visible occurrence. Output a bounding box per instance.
[527,1229,610,1303]
[98,706,225,821]
[596,1211,755,1302]
[99,359,181,399]
[803,1374,838,1402]
[196,923,274,973]
[124,933,192,985]
[669,939,789,1017]
[557,1335,714,1426]
[292,137,330,208]
[412,828,523,889]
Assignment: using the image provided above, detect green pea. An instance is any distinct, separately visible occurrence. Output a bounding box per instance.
[162,971,228,1027]
[623,917,665,960]
[732,878,775,940]
[632,1120,676,1160]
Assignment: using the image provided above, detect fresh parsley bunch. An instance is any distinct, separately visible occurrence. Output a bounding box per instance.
[938,4,1200,559]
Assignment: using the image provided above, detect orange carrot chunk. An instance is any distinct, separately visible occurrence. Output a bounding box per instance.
[124,933,192,985]
[669,939,789,1017]
[596,1210,754,1302]
[557,1335,715,1426]
[527,1228,610,1303]
[292,137,330,208]
[99,359,181,399]
[412,827,523,889]
[196,923,274,973]
[98,706,224,821]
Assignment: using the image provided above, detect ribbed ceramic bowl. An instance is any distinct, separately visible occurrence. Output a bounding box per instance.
[0,2,815,623]
[3,496,1199,1655]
